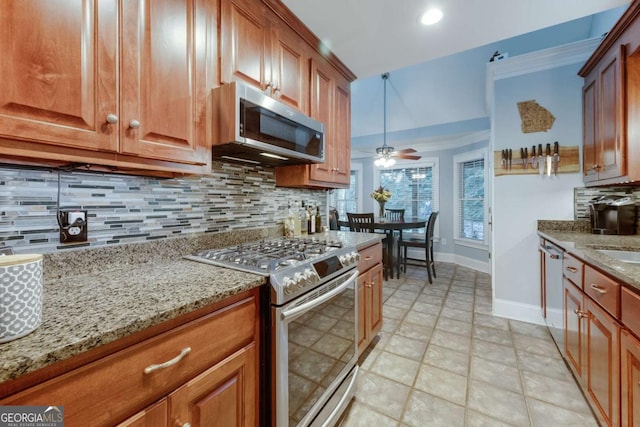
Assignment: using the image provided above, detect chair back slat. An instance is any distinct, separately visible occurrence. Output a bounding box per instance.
[347,213,375,233]
[385,209,405,221]
[329,208,340,230]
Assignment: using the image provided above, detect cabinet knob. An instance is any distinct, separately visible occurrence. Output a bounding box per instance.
[106,114,119,124]
[573,308,588,319]
[129,119,140,129]
[183,424,191,427]
[365,282,373,288]
[592,164,601,171]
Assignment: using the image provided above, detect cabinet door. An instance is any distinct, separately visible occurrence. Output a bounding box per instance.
[583,76,598,182]
[564,278,585,380]
[117,399,168,427]
[0,0,118,152]
[220,0,269,91]
[621,329,640,427]
[169,344,257,427]
[368,263,383,338]
[598,45,627,181]
[271,23,308,113]
[309,58,335,183]
[586,298,620,427]
[357,272,369,355]
[333,76,351,186]
[120,0,210,165]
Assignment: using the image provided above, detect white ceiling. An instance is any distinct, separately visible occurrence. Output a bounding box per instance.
[281,0,631,79]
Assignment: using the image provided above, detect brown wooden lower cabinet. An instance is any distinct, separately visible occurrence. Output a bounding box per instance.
[621,329,640,427]
[564,278,585,380]
[357,242,383,355]
[1,290,259,427]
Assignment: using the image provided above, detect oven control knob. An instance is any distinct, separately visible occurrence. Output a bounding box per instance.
[303,268,318,284]
[283,277,296,294]
[339,255,348,266]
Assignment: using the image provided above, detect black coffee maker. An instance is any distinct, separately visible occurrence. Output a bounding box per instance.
[589,195,637,235]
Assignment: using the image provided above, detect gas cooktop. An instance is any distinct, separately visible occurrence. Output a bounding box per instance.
[185,237,345,275]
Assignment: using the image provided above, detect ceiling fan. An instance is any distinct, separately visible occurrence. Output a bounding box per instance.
[374,72,422,167]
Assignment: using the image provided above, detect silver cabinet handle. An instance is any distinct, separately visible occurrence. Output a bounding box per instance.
[574,308,588,319]
[144,347,191,374]
[566,266,578,273]
[129,119,140,129]
[590,284,607,295]
[106,114,119,124]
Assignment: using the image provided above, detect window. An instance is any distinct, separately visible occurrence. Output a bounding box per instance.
[328,163,362,219]
[454,149,487,245]
[376,159,439,234]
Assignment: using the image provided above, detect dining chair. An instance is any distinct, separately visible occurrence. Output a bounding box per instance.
[347,212,390,280]
[399,211,439,283]
[329,208,340,230]
[385,209,405,279]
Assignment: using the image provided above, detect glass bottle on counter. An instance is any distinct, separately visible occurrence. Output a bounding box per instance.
[315,206,322,233]
[300,201,308,236]
[309,205,316,234]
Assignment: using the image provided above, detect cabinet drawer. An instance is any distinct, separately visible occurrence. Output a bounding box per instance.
[1,295,257,426]
[622,287,640,337]
[563,253,583,287]
[584,265,620,318]
[358,242,382,273]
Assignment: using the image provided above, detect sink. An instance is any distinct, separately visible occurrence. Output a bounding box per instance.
[596,249,640,264]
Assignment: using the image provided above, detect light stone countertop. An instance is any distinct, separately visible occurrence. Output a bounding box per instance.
[0,229,382,385]
[537,226,640,290]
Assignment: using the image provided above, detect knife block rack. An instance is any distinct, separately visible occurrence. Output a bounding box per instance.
[493,145,579,176]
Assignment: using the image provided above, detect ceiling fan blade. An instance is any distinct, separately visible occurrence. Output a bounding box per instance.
[395,154,422,160]
[395,148,417,154]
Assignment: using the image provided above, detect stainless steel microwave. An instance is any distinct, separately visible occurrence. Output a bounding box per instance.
[211,82,325,166]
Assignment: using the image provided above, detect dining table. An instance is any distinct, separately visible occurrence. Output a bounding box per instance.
[338,216,428,279]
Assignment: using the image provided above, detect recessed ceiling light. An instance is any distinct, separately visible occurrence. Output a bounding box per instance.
[421,8,443,25]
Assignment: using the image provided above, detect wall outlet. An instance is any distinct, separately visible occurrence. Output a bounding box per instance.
[59,210,88,243]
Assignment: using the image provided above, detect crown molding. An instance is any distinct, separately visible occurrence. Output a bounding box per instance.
[485,37,602,111]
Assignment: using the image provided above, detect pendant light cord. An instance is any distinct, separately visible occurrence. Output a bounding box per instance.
[382,72,389,148]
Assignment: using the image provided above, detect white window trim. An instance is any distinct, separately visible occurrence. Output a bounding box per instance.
[453,148,488,248]
[373,157,439,239]
[352,162,364,212]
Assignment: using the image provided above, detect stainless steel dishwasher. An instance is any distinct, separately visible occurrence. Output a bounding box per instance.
[539,239,564,353]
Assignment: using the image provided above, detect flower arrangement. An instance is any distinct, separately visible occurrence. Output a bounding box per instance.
[370,186,392,202]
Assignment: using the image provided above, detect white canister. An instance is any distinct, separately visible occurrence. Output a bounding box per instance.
[0,254,43,343]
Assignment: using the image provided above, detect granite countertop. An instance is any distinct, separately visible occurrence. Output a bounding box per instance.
[0,229,382,386]
[537,224,640,290]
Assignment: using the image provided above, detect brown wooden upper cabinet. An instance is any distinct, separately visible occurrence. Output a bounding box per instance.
[579,0,640,185]
[220,0,308,113]
[0,0,211,174]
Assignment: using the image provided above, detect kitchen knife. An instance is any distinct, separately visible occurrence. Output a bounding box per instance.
[508,149,512,170]
[520,148,525,169]
[501,149,506,169]
[523,147,528,169]
[545,143,552,176]
[531,145,537,169]
[538,144,544,175]
[553,141,559,175]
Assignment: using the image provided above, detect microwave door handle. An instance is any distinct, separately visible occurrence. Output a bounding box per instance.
[280,270,358,322]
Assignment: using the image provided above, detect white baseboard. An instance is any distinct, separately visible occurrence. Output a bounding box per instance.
[492,298,545,325]
[405,249,490,274]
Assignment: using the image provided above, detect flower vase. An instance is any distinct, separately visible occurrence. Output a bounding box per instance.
[378,201,386,218]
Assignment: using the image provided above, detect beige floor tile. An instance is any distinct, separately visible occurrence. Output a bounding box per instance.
[385,296,414,310]
[423,343,470,376]
[440,306,473,323]
[431,329,472,354]
[410,300,442,315]
[402,389,465,427]
[448,290,475,302]
[381,317,400,333]
[509,320,553,340]
[383,305,409,320]
[355,370,410,419]
[403,309,438,327]
[416,293,445,306]
[436,316,473,336]
[393,289,420,302]
[339,401,398,427]
[467,380,529,427]
[521,370,592,414]
[473,324,513,347]
[527,398,599,427]
[474,313,510,331]
[472,338,517,367]
[466,410,519,427]
[470,356,522,393]
[516,351,573,382]
[386,334,427,361]
[512,333,560,358]
[370,351,420,386]
[444,299,474,312]
[414,364,467,405]
[395,321,433,341]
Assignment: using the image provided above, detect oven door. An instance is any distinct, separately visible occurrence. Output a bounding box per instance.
[273,269,358,427]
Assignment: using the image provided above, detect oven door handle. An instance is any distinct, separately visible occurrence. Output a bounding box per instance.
[281,270,359,321]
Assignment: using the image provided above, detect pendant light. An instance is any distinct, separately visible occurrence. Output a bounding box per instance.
[374,73,396,168]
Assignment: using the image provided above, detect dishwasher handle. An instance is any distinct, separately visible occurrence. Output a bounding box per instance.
[539,244,562,260]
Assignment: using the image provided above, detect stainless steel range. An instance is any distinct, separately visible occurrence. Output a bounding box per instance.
[186,237,360,427]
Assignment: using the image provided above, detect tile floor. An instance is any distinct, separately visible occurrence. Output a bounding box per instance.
[339,262,599,427]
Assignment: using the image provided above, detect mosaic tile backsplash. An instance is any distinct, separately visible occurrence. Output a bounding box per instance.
[0,162,326,253]
[575,185,640,233]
